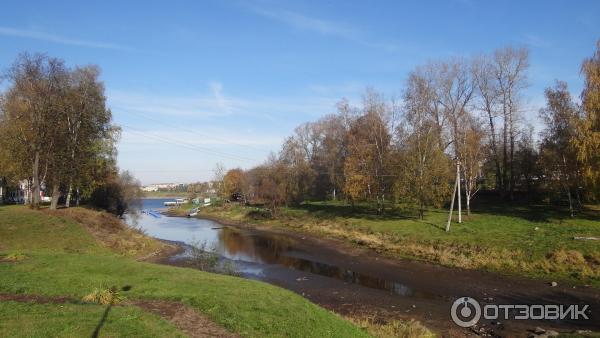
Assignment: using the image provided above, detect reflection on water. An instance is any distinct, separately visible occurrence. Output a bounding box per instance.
[132,199,421,297]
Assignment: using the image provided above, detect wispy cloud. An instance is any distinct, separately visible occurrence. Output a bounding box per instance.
[108,88,238,118]
[0,26,130,50]
[251,6,356,39]
[520,34,551,48]
[245,5,405,52]
[108,82,340,120]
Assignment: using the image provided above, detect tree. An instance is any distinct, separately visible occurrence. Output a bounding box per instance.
[62,66,113,207]
[213,162,226,199]
[398,80,452,219]
[223,168,247,202]
[514,125,541,194]
[0,53,69,208]
[473,55,502,191]
[279,136,315,205]
[574,40,600,200]
[539,81,581,216]
[344,90,392,213]
[90,170,141,217]
[460,116,485,216]
[494,47,529,199]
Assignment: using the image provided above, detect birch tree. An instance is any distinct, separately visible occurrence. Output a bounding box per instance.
[574,40,600,200]
[539,81,581,217]
[493,47,529,199]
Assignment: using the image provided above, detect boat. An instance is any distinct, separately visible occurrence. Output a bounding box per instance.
[147,210,162,218]
[187,208,199,217]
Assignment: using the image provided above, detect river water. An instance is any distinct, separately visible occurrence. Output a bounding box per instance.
[130,199,420,296]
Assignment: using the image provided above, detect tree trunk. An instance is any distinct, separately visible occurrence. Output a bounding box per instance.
[466,196,471,216]
[50,184,60,210]
[65,180,73,208]
[31,151,41,208]
[509,127,515,201]
[576,188,582,209]
[486,111,502,191]
[502,111,508,197]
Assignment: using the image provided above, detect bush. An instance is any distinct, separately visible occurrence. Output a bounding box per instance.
[90,171,141,217]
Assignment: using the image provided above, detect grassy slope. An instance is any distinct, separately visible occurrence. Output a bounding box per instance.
[0,205,369,338]
[192,199,600,287]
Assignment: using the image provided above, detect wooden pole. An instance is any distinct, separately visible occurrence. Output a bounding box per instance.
[457,161,462,223]
[446,168,458,232]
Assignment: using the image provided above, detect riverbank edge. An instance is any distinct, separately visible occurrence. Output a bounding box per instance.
[164,207,600,291]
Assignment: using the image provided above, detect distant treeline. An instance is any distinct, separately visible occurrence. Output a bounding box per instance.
[0,53,139,215]
[213,43,600,218]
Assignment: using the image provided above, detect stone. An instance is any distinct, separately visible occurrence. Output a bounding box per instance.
[550,281,558,287]
[546,330,559,337]
[534,327,546,334]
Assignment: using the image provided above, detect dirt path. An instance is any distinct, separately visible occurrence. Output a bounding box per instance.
[0,294,238,338]
[129,300,239,338]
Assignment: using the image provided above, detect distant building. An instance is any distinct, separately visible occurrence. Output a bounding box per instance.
[1,179,48,204]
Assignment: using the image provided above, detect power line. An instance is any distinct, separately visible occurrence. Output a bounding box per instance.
[121,124,256,163]
[118,108,274,153]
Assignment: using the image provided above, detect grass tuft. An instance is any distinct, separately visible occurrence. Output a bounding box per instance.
[82,285,125,305]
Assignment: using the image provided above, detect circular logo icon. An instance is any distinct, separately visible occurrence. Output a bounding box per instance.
[451,297,481,327]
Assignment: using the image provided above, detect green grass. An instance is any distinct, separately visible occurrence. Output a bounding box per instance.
[0,301,185,337]
[0,205,370,338]
[0,205,107,254]
[197,197,600,287]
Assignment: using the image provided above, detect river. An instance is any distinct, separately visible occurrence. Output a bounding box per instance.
[130,199,599,336]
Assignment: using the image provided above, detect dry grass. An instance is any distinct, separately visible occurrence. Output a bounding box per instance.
[347,316,435,338]
[46,208,175,260]
[3,252,27,262]
[82,286,125,305]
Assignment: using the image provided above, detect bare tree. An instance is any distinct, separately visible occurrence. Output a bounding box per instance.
[493,47,529,199]
[473,55,503,191]
[213,162,226,199]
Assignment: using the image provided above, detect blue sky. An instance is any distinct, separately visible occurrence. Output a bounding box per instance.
[1,0,599,184]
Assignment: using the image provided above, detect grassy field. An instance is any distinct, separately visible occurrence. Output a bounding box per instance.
[190,197,600,287]
[0,205,372,338]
